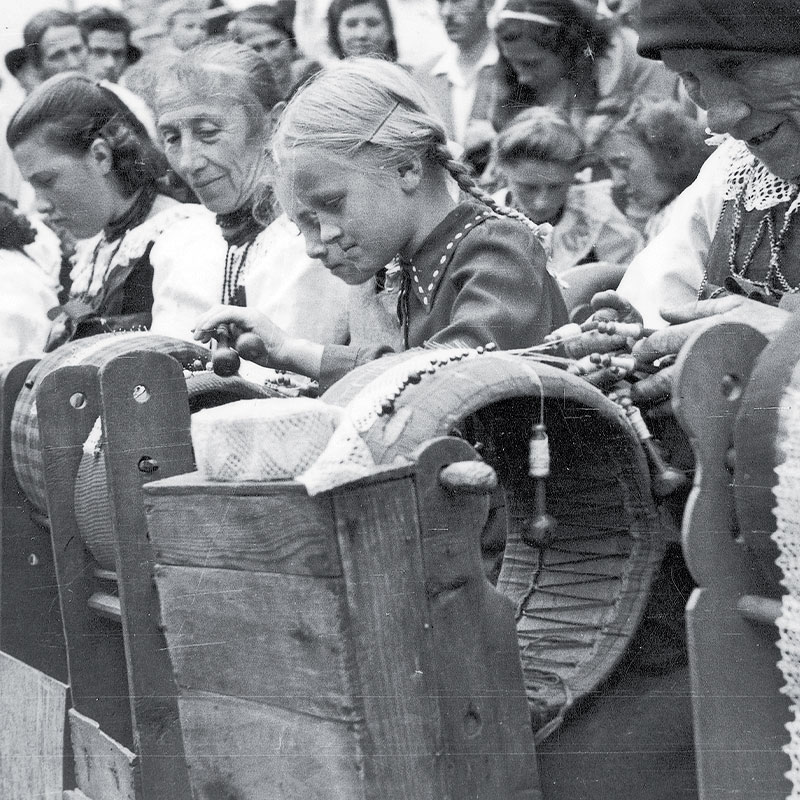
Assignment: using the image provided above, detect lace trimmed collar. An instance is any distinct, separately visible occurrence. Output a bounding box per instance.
[720,136,799,210]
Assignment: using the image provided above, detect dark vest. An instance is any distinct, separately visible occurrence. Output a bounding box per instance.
[703,195,800,305]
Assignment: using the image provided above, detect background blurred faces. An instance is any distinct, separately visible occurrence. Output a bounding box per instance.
[496,22,566,91]
[170,12,208,50]
[336,2,391,58]
[437,0,490,49]
[603,131,674,218]
[38,25,87,79]
[86,30,129,82]
[501,159,573,224]
[235,20,294,86]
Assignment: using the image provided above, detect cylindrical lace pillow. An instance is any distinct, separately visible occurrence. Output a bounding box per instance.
[191,397,341,482]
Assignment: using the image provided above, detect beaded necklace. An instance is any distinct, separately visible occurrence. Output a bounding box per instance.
[698,177,800,301]
[216,205,264,307]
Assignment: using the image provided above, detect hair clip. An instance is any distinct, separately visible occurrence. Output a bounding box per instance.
[366,100,400,144]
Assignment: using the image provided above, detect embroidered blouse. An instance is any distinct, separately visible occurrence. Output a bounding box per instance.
[618,136,800,327]
[319,201,568,391]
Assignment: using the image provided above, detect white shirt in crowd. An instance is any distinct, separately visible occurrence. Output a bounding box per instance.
[429,40,498,145]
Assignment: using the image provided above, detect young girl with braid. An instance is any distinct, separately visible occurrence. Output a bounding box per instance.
[194,58,567,390]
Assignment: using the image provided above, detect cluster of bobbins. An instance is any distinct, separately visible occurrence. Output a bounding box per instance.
[544,318,688,501]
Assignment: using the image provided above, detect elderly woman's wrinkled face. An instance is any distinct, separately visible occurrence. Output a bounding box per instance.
[157,87,267,214]
[663,48,800,181]
[496,21,566,92]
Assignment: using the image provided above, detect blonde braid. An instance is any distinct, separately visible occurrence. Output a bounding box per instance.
[430,141,541,233]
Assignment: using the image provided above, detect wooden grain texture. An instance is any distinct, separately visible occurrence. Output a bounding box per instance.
[414,437,541,800]
[37,365,132,750]
[175,691,364,800]
[145,486,339,576]
[0,358,67,681]
[673,322,792,800]
[97,351,194,798]
[69,709,137,800]
[0,651,67,800]
[154,565,355,720]
[331,471,444,800]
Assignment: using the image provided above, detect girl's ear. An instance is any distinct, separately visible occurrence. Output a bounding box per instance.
[397,156,423,193]
[89,137,114,175]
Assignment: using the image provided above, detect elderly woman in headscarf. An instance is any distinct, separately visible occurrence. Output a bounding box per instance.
[583,0,800,388]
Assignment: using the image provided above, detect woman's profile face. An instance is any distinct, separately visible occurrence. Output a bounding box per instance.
[337,2,392,59]
[663,48,800,182]
[13,128,119,239]
[157,85,267,214]
[603,131,674,217]
[496,21,566,91]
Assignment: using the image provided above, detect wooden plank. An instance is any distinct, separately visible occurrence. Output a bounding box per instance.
[0,650,68,799]
[687,589,791,800]
[176,691,364,800]
[413,437,541,800]
[145,489,340,576]
[97,351,193,799]
[674,322,792,800]
[331,472,444,800]
[69,709,138,800]
[154,565,355,720]
[37,365,133,750]
[0,358,68,680]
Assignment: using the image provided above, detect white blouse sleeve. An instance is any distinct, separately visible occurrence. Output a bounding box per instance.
[617,141,731,327]
[244,215,351,345]
[149,206,227,342]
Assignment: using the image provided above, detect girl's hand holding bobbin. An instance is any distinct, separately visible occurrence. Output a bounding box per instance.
[193,306,287,368]
[193,305,324,379]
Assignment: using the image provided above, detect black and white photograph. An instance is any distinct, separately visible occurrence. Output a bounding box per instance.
[0,0,796,798]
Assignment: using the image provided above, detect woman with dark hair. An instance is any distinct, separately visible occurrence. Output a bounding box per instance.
[491,0,681,152]
[154,40,350,344]
[228,4,320,98]
[7,73,219,349]
[326,0,399,61]
[602,97,712,240]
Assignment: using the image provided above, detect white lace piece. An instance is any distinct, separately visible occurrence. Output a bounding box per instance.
[298,348,478,495]
[722,138,799,211]
[191,398,341,482]
[772,383,800,796]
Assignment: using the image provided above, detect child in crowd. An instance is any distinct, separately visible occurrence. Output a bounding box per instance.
[194,58,567,389]
[494,107,642,273]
